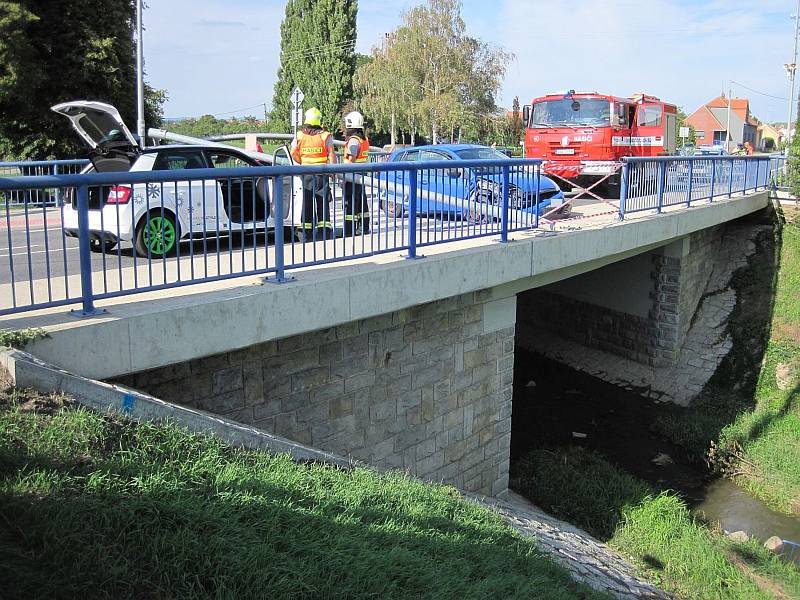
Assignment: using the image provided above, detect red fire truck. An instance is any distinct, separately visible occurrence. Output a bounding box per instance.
[522,91,678,198]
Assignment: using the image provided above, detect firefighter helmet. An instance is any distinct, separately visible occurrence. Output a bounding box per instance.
[344,111,364,129]
[304,107,322,127]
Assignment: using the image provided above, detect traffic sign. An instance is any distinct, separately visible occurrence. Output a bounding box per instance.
[290,86,304,134]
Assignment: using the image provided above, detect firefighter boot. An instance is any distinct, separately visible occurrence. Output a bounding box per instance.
[358,216,370,235]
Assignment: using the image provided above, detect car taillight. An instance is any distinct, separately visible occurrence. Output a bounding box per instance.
[106,185,132,204]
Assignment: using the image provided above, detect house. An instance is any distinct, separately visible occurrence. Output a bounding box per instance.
[758,122,783,151]
[685,94,761,150]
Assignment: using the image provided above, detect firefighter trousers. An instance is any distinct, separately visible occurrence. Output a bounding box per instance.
[343,180,369,236]
[298,174,332,240]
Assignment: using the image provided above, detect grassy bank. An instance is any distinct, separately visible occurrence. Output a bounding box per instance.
[0,379,604,600]
[513,448,800,599]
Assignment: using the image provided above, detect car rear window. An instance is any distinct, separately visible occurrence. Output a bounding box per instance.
[153,151,207,170]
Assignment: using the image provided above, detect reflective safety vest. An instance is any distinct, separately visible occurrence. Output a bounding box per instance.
[292,130,331,165]
[344,135,370,163]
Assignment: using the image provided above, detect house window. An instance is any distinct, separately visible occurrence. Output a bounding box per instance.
[713,131,728,145]
[695,130,704,138]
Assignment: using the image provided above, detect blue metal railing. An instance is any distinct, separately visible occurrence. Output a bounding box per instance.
[0,158,551,315]
[619,155,776,220]
[0,153,779,316]
[0,159,89,207]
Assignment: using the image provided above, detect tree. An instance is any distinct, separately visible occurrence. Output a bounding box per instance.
[271,0,358,132]
[676,107,696,146]
[0,0,166,159]
[354,0,510,144]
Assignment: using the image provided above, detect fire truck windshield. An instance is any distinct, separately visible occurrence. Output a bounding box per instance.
[531,98,611,128]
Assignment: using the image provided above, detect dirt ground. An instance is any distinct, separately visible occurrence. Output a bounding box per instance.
[0,367,70,414]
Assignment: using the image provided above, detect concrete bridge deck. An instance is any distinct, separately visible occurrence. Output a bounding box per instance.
[1,189,770,381]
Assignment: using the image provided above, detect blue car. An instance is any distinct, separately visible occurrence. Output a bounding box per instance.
[380,144,568,222]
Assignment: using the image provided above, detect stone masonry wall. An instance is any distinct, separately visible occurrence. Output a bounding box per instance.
[113,291,515,496]
[517,227,724,368]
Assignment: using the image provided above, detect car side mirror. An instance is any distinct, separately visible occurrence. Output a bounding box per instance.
[522,105,530,125]
[447,167,462,178]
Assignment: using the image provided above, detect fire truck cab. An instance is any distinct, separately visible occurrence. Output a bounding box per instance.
[522,91,677,196]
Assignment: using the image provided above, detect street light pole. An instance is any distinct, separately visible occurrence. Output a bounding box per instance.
[136,0,145,148]
[726,81,732,152]
[787,0,800,144]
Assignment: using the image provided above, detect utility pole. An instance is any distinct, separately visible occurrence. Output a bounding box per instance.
[786,0,800,144]
[136,0,145,148]
[726,82,732,152]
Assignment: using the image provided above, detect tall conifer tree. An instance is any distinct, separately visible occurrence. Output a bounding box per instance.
[271,0,358,132]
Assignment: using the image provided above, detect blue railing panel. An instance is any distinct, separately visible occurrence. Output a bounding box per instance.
[0,153,778,316]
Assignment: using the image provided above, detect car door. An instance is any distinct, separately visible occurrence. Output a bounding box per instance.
[205,150,262,227]
[417,150,461,215]
[150,149,217,237]
[272,146,302,228]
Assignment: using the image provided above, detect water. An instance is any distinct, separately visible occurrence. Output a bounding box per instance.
[695,479,800,553]
[511,349,800,554]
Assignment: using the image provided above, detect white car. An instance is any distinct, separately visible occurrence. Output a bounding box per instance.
[52,101,300,257]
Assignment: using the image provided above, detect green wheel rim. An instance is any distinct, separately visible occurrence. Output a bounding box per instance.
[145,216,176,255]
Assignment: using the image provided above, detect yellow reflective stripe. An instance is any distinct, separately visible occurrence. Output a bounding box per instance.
[299,223,315,229]
[344,215,356,221]
[302,156,328,164]
[316,221,333,228]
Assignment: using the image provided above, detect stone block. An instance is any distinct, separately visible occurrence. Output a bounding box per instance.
[274,412,298,437]
[335,322,360,340]
[412,364,446,390]
[342,334,369,360]
[345,371,376,393]
[253,398,283,422]
[445,439,466,462]
[277,333,306,354]
[369,396,397,423]
[394,425,425,451]
[291,366,330,392]
[192,353,230,375]
[281,390,311,413]
[263,347,319,377]
[211,365,243,395]
[330,394,354,419]
[416,449,445,475]
[319,341,343,364]
[311,379,345,403]
[415,437,437,460]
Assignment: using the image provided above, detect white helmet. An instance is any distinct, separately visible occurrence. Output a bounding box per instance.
[344,110,364,129]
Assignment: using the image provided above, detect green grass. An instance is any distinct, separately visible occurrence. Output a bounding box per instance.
[0,328,46,349]
[513,448,800,600]
[0,387,605,600]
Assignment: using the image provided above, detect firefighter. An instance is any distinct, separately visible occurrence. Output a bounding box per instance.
[341,110,370,236]
[290,107,336,241]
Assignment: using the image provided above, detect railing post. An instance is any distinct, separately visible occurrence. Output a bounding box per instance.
[534,166,541,229]
[265,174,293,283]
[53,163,61,207]
[686,160,694,207]
[656,161,665,213]
[73,184,105,317]
[406,169,421,259]
[499,164,509,242]
[709,160,716,202]
[743,159,749,193]
[727,158,734,198]
[619,160,629,220]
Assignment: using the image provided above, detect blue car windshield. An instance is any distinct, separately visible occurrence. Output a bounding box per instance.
[454,147,510,160]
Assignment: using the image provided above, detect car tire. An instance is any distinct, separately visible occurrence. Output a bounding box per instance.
[135,210,179,258]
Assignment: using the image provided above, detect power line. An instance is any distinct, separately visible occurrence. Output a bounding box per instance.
[730,80,788,102]
[212,104,268,117]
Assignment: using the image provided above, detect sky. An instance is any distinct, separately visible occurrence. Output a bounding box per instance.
[144,0,800,124]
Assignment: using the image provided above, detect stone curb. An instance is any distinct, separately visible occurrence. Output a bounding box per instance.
[0,347,353,469]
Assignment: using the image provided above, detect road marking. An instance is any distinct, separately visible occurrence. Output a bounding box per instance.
[0,246,77,258]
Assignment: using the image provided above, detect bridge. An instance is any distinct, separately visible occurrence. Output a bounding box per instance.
[0,153,780,496]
